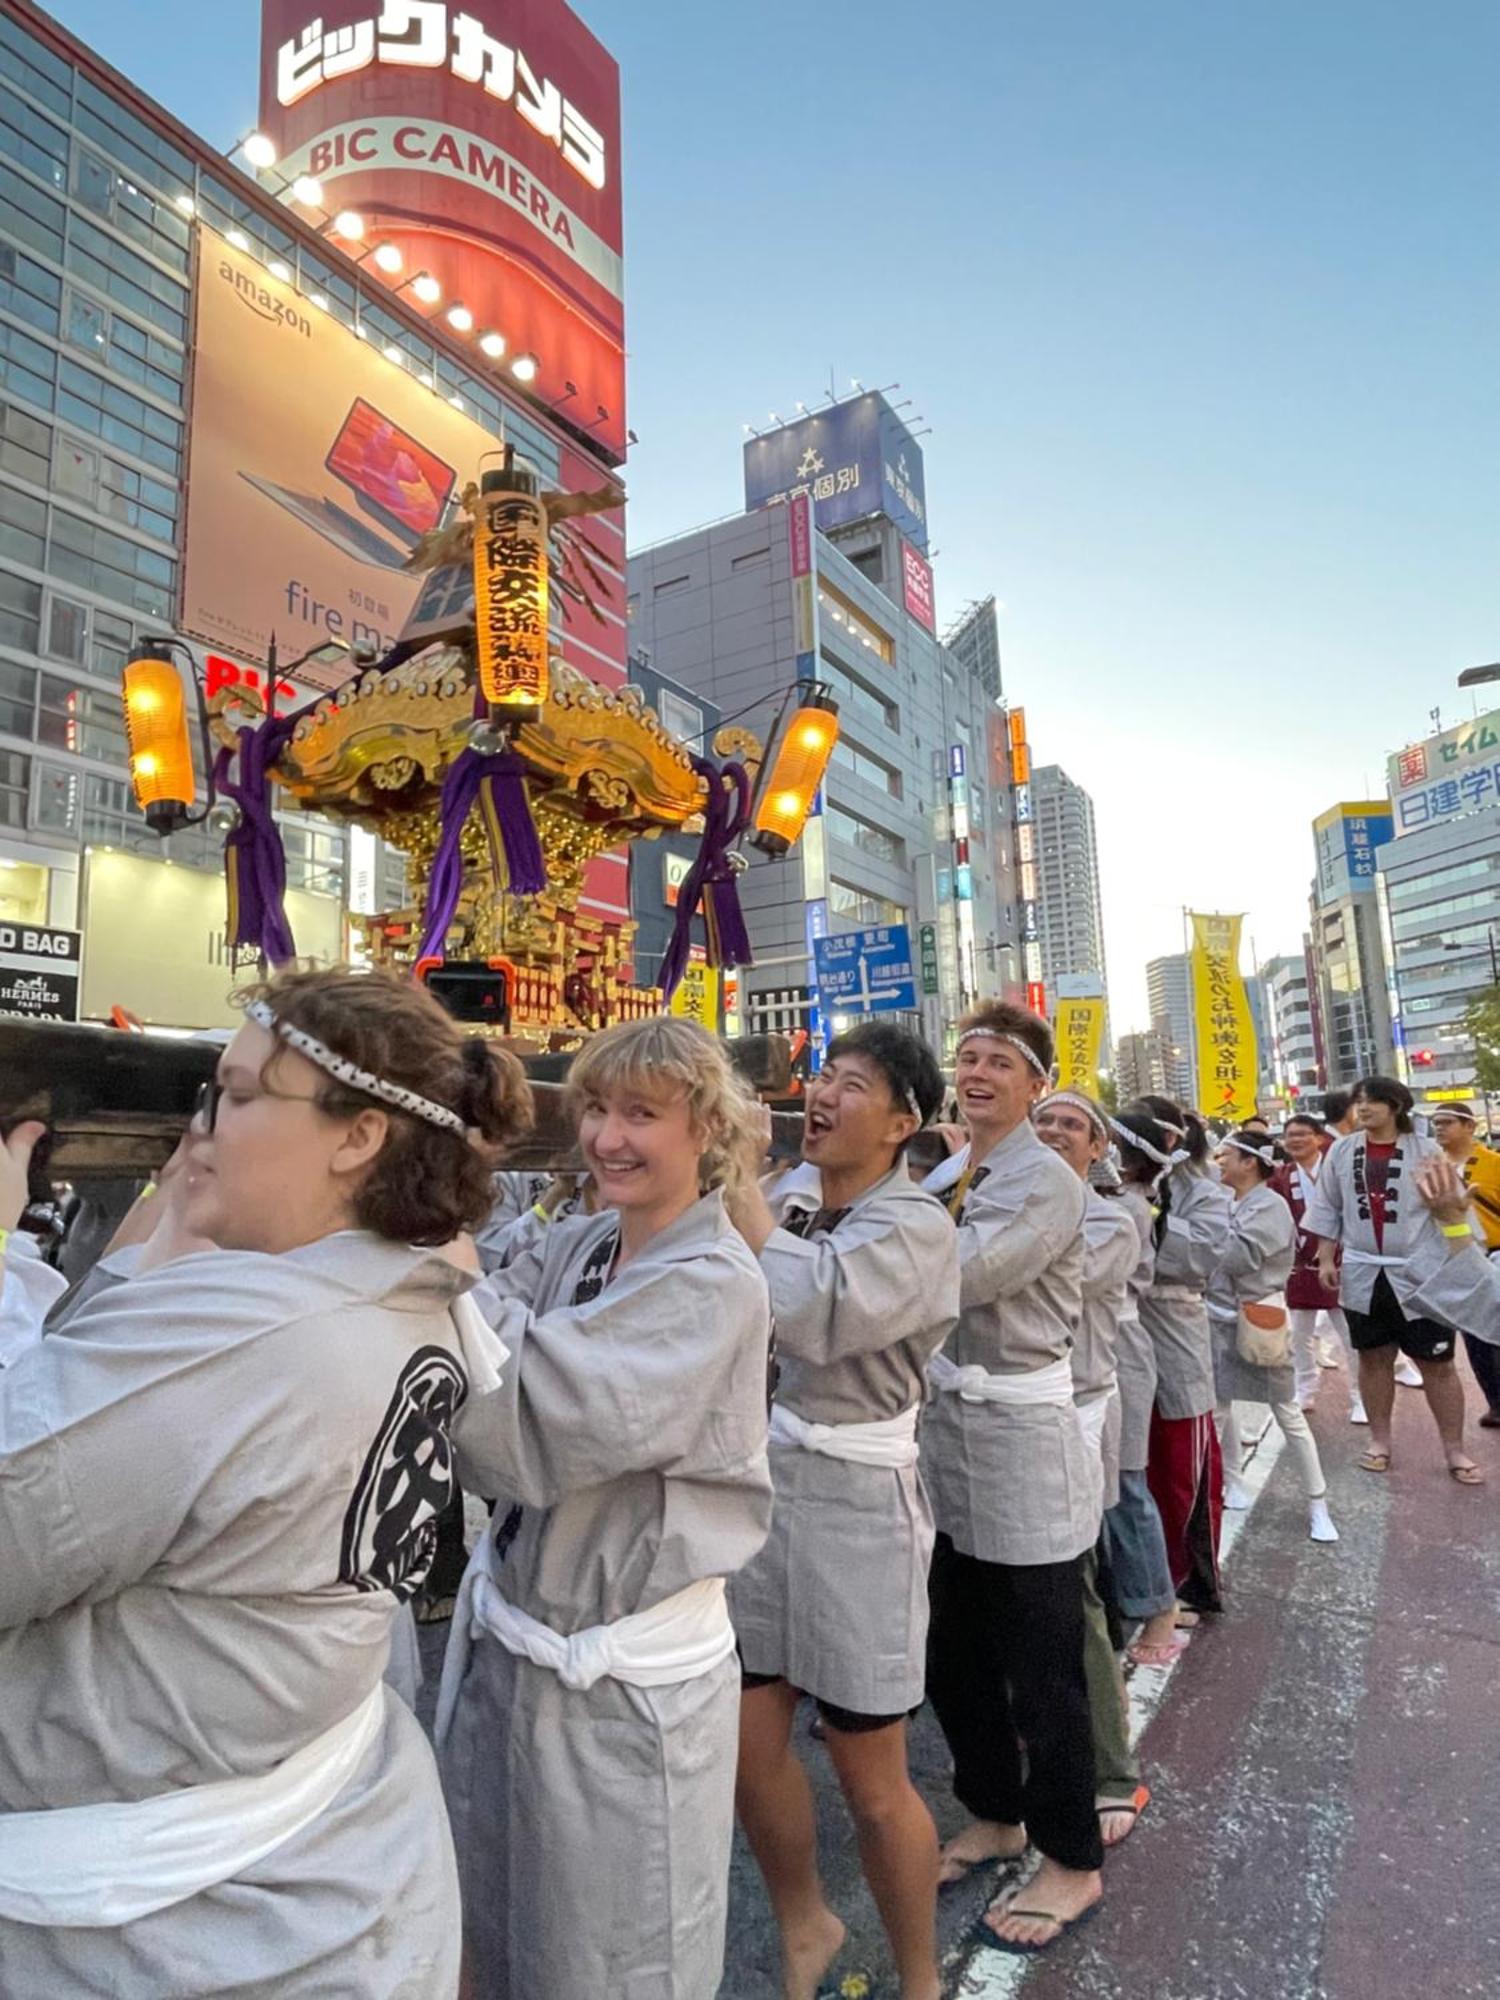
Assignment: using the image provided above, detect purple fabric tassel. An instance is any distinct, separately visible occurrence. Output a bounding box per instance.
[659,758,753,1005]
[417,744,545,964]
[216,713,298,967]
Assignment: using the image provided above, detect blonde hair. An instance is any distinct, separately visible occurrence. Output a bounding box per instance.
[565,1016,763,1198]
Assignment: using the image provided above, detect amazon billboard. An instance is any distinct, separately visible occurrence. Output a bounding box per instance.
[258,0,625,460]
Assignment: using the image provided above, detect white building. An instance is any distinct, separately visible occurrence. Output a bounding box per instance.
[1260,953,1319,1098]
[1032,764,1108,1029]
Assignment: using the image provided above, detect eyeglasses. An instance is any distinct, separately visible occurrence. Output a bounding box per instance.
[192,1077,328,1134]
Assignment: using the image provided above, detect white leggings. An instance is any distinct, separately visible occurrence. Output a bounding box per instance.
[1218,1399,1328,1501]
[1290,1306,1350,1403]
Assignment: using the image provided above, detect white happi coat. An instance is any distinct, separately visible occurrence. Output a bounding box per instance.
[0,1232,475,1999]
[1140,1166,1231,1421]
[921,1123,1093,1565]
[730,1161,958,1715]
[0,1233,66,1368]
[439,1189,773,2000]
[1075,1189,1141,1520]
[1301,1130,1459,1316]
[1113,1183,1159,1473]
[1208,1181,1298,1404]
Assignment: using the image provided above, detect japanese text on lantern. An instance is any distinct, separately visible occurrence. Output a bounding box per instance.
[473,490,548,709]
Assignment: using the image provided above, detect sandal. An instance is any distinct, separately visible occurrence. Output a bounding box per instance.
[1127,1635,1188,1669]
[1097,1784,1151,1848]
[975,1900,1103,1956]
[1447,1461,1485,1485]
[1358,1449,1391,1474]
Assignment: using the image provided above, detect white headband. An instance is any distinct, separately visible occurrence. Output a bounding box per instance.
[957,1026,1049,1078]
[246,998,468,1136]
[1223,1135,1278,1168]
[1107,1113,1189,1171]
[1039,1089,1109,1139]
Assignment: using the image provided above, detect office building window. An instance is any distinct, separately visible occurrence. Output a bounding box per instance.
[0,81,67,191]
[65,216,187,341]
[829,877,907,930]
[56,357,181,474]
[825,801,905,866]
[0,748,29,827]
[0,161,66,262]
[0,479,46,566]
[0,16,73,120]
[49,508,175,617]
[74,78,194,212]
[0,320,56,409]
[656,688,703,746]
[0,401,50,485]
[0,571,41,654]
[818,584,892,663]
[0,245,63,337]
[830,736,902,799]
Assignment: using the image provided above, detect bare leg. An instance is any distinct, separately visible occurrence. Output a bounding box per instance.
[1417,1356,1484,1479]
[1359,1344,1398,1457]
[735,1681,846,2000]
[824,1718,941,2000]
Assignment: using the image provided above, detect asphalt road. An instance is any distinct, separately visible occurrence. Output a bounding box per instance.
[421,1357,1500,2000]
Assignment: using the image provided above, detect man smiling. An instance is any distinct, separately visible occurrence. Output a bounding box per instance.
[921,1001,1102,1956]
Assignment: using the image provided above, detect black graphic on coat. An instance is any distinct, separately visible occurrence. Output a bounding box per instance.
[341,1346,468,1599]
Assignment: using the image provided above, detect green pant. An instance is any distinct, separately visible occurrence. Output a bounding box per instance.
[1082,1547,1139,1800]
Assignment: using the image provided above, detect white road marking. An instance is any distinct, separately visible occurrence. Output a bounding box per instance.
[953,1407,1287,1997]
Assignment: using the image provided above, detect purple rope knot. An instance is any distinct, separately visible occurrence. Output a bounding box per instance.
[659,757,753,1005]
[417,742,546,964]
[215,710,299,968]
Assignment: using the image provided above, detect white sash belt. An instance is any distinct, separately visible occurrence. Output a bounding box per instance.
[1342,1250,1409,1269]
[435,1553,735,1743]
[1076,1391,1112,1463]
[769,1401,919,1468]
[928,1351,1075,1408]
[0,1684,386,1929]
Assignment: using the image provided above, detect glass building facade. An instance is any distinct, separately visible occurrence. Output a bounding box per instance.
[0,1,596,1015]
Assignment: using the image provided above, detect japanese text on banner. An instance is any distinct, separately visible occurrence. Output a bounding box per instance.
[1189,912,1257,1123]
[1055,998,1105,1095]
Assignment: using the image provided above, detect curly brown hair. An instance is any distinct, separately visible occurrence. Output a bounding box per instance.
[956,997,1054,1075]
[239,967,534,1244]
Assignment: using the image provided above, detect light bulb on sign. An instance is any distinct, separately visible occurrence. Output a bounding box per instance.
[412,272,441,305]
[372,243,403,274]
[446,303,474,332]
[479,331,506,359]
[243,132,277,169]
[290,174,322,205]
[173,193,195,216]
[511,353,539,383]
[333,209,365,240]
[267,259,291,282]
[383,345,403,365]
[226,228,250,251]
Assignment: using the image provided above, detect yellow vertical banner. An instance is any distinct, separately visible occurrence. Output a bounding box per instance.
[667,961,720,1031]
[1189,912,1257,1121]
[1055,998,1105,1094]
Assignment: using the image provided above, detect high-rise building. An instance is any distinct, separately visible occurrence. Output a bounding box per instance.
[1145,952,1194,1102]
[1260,952,1319,1096]
[1307,800,1395,1087]
[1114,1026,1173,1104]
[629,395,1019,1055]
[1377,714,1500,1103]
[1032,763,1108,1028]
[0,0,628,1026]
[943,596,1002,703]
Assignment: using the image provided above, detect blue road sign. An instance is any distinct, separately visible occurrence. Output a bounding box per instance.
[813,925,918,1016]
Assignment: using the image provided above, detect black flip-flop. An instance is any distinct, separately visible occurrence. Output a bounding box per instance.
[972,1900,1103,1956]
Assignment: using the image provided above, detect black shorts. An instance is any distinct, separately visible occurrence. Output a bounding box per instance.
[1345,1270,1458,1364]
[740,1668,908,1735]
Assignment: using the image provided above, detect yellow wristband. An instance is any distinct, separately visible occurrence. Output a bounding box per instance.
[1442,1222,1472,1238]
[0,1228,9,1257]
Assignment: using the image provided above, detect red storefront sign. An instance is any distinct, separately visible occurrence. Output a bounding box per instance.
[258,0,626,459]
[901,539,935,632]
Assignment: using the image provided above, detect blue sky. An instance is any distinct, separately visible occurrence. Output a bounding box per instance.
[48,0,1500,1024]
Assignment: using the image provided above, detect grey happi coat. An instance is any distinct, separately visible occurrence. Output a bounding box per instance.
[439,1189,772,2000]
[0,1232,474,1999]
[730,1161,958,1714]
[1301,1130,1457,1315]
[1113,1183,1159,1471]
[1075,1188,1141,1516]
[1208,1180,1298,1404]
[921,1123,1094,1565]
[1140,1166,1231,1420]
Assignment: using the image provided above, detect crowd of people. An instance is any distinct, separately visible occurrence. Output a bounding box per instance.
[1,972,1497,2000]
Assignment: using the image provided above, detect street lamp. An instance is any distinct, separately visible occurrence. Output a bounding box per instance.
[1457,663,1500,690]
